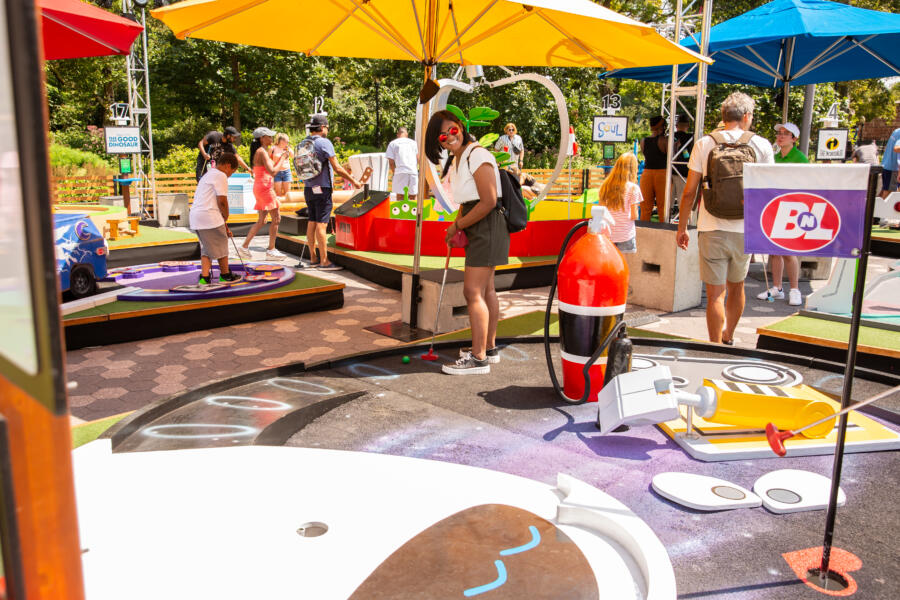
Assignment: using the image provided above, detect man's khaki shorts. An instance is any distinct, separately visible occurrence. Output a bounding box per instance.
[698,230,750,285]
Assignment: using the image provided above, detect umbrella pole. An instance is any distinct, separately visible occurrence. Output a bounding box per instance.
[411,66,435,329]
[816,166,879,584]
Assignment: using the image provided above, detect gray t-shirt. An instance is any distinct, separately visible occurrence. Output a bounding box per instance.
[851,143,878,166]
[304,135,335,188]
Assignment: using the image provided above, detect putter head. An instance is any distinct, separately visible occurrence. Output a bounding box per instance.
[767,294,775,303]
[765,422,793,457]
[421,348,438,361]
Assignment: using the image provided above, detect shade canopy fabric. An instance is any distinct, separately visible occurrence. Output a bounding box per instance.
[601,0,900,86]
[151,0,709,70]
[38,0,144,60]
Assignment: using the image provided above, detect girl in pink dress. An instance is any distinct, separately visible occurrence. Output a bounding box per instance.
[239,127,288,261]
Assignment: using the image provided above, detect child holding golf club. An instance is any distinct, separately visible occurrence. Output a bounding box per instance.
[425,110,509,375]
[189,152,242,284]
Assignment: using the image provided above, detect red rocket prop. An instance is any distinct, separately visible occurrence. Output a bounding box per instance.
[556,208,627,401]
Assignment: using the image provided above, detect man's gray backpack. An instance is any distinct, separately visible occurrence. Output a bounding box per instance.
[702,131,757,220]
[294,137,323,181]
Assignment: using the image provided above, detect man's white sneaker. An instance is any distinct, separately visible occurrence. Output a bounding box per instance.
[756,286,784,300]
[788,288,803,306]
[265,249,285,260]
[237,247,252,260]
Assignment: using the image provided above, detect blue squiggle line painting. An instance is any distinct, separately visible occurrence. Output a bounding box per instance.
[499,525,541,556]
[463,560,508,597]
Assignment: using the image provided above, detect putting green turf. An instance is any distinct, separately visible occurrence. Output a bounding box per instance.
[280,233,555,270]
[71,412,130,449]
[871,225,900,241]
[55,203,122,217]
[760,315,900,352]
[108,226,198,248]
[433,310,688,342]
[64,272,336,320]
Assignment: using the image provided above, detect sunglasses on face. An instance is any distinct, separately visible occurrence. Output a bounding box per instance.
[439,126,460,142]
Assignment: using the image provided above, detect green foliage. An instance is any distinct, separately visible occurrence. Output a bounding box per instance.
[155,144,198,174]
[48,143,113,175]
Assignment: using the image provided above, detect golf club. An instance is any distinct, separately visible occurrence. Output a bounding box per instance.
[766,384,900,456]
[760,254,774,303]
[229,231,247,275]
[422,230,467,361]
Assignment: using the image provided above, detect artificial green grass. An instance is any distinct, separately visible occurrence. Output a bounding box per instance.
[71,412,130,449]
[871,225,900,240]
[64,272,335,320]
[433,310,688,342]
[281,233,555,269]
[762,315,900,351]
[108,226,197,248]
[55,203,122,217]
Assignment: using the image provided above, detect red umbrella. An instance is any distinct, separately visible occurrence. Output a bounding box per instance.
[38,0,143,60]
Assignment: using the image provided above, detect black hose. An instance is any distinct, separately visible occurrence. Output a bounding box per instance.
[545,220,626,404]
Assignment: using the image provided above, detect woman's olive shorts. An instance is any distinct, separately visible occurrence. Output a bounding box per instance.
[460,203,510,268]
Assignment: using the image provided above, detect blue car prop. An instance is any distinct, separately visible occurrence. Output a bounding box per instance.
[54,213,108,298]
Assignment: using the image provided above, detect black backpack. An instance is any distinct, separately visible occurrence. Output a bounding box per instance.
[465,148,528,233]
[702,130,757,219]
[497,168,528,233]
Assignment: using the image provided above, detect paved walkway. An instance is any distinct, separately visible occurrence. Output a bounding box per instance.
[65,239,894,423]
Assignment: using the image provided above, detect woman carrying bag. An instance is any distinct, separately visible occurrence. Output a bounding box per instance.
[425,110,510,375]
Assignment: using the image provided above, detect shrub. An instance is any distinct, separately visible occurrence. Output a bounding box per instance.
[49,143,114,176]
[155,144,198,174]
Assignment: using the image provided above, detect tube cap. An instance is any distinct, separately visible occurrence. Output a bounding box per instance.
[589,205,615,234]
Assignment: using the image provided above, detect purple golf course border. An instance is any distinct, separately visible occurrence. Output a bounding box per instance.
[105,261,295,301]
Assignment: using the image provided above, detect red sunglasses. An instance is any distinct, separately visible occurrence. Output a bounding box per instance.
[438,126,460,142]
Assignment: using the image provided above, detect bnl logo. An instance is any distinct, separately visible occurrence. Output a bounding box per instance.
[760,192,841,252]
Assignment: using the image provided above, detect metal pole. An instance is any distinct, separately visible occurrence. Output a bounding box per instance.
[663,0,683,224]
[782,38,794,124]
[800,84,816,155]
[141,8,155,216]
[690,0,713,226]
[818,166,880,580]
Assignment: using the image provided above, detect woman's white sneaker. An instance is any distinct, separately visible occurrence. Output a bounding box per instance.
[459,346,500,364]
[788,288,803,306]
[442,351,490,375]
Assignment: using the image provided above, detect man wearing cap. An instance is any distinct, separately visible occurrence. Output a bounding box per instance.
[385,126,419,202]
[195,126,249,181]
[303,114,360,270]
[759,122,808,307]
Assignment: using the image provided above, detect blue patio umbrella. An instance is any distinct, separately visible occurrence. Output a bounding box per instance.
[602,0,900,111]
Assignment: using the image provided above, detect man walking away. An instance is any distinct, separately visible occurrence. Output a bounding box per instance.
[386,126,419,201]
[301,114,360,271]
[675,92,774,344]
[195,126,249,181]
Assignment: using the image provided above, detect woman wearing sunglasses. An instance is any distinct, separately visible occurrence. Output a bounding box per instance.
[495,122,524,171]
[425,110,510,375]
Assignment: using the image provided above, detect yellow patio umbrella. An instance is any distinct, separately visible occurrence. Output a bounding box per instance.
[153,0,709,70]
[153,0,711,330]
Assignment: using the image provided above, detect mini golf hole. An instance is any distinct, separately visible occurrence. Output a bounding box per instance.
[806,568,849,591]
[671,375,689,388]
[297,522,328,538]
[711,485,746,500]
[766,488,802,504]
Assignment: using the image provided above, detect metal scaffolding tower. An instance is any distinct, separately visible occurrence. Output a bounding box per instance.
[124,0,155,218]
[660,0,712,224]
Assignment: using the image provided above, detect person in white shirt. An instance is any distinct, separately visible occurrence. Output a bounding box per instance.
[385,127,419,201]
[675,92,775,345]
[188,152,240,284]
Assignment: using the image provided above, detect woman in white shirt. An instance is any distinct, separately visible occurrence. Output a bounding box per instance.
[495,122,524,170]
[425,110,510,375]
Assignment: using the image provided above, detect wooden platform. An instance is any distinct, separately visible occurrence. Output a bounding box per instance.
[63,273,344,349]
[275,232,557,291]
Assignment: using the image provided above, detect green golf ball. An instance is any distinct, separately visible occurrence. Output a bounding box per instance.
[402,356,411,364]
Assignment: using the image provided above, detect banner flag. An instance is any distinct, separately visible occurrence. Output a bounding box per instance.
[743,164,870,258]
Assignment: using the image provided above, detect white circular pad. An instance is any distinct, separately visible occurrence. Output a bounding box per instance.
[652,472,761,511]
[753,469,846,514]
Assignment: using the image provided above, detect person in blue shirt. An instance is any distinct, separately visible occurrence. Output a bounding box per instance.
[302,114,360,270]
[880,127,900,199]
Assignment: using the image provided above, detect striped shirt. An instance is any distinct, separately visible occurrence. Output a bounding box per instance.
[604,181,641,243]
